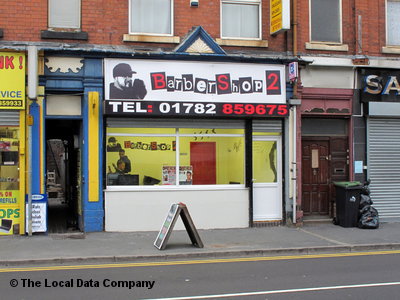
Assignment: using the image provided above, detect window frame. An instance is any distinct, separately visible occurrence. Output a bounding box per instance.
[386,0,400,46]
[220,0,262,40]
[128,0,174,36]
[309,0,342,44]
[105,119,246,189]
[48,0,81,30]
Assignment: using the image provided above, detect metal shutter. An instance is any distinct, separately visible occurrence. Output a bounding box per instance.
[367,118,400,221]
[0,110,19,126]
[253,119,282,133]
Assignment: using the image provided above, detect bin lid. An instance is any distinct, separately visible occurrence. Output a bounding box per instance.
[333,181,362,188]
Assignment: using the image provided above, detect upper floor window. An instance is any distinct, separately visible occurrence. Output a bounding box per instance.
[48,0,81,29]
[130,0,172,35]
[387,0,400,46]
[221,0,261,39]
[310,0,341,43]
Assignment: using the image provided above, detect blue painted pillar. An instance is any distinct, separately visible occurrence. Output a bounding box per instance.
[82,58,104,232]
[30,102,41,194]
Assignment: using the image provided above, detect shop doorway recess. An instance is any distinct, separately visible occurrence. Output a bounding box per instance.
[302,137,349,217]
[45,119,82,233]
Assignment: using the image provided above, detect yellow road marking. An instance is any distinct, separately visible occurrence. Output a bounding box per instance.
[1,250,400,273]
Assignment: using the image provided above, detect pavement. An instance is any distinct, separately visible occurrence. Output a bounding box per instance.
[1,222,400,266]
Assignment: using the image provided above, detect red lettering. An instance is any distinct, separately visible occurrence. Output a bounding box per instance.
[151,72,166,90]
[0,56,15,69]
[217,74,229,91]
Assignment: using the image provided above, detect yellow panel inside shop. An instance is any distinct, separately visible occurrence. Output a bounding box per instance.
[105,127,245,186]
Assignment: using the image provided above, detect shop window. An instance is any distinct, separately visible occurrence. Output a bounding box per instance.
[253,140,277,183]
[221,0,261,39]
[310,0,341,43]
[106,121,245,186]
[129,0,173,35]
[0,127,19,191]
[387,0,400,46]
[48,0,81,29]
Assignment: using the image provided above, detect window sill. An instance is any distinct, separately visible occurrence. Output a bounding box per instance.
[305,42,348,52]
[382,46,400,54]
[216,38,268,48]
[123,34,180,44]
[41,30,88,40]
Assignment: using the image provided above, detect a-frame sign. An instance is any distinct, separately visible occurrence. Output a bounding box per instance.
[154,203,204,250]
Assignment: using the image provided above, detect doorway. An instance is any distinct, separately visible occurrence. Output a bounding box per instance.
[190,142,216,185]
[252,136,282,221]
[302,137,349,217]
[46,119,82,233]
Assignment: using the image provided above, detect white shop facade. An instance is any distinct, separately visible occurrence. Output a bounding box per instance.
[103,58,290,231]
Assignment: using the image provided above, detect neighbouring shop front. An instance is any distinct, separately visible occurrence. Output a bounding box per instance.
[0,51,26,235]
[36,55,103,233]
[103,59,290,231]
[361,68,400,222]
[299,87,354,220]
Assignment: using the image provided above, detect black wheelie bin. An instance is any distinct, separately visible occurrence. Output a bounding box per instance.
[334,181,363,228]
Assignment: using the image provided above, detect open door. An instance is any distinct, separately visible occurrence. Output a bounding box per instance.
[46,119,82,233]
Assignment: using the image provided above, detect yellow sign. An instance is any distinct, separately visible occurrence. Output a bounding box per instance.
[270,0,283,34]
[270,0,290,35]
[0,52,25,109]
[0,191,20,235]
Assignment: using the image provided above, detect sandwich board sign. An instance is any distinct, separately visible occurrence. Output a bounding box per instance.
[154,202,203,250]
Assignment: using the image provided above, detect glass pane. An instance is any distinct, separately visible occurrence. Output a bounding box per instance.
[106,135,176,186]
[302,118,347,136]
[180,136,245,185]
[253,140,277,183]
[0,127,19,203]
[311,0,340,42]
[0,127,20,235]
[387,1,400,45]
[180,128,244,135]
[49,0,80,28]
[222,3,259,38]
[107,127,175,135]
[131,0,171,34]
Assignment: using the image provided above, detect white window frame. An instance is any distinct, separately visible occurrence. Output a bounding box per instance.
[129,0,174,36]
[220,0,262,40]
[48,0,81,29]
[309,0,342,44]
[106,119,246,190]
[386,0,400,46]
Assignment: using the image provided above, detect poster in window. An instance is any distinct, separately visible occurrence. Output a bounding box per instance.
[179,166,193,185]
[162,166,193,185]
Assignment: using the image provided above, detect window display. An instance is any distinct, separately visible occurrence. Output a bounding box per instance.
[106,121,245,186]
[0,126,20,235]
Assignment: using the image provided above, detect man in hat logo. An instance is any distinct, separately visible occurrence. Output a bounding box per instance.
[109,63,147,99]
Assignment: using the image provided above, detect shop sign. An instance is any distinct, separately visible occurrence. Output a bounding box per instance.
[104,59,287,118]
[0,52,25,109]
[362,69,400,102]
[0,190,18,205]
[0,190,20,235]
[25,194,47,233]
[270,0,290,35]
[25,202,47,233]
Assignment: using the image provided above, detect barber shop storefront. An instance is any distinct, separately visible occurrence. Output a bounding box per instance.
[362,69,400,222]
[103,59,290,231]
